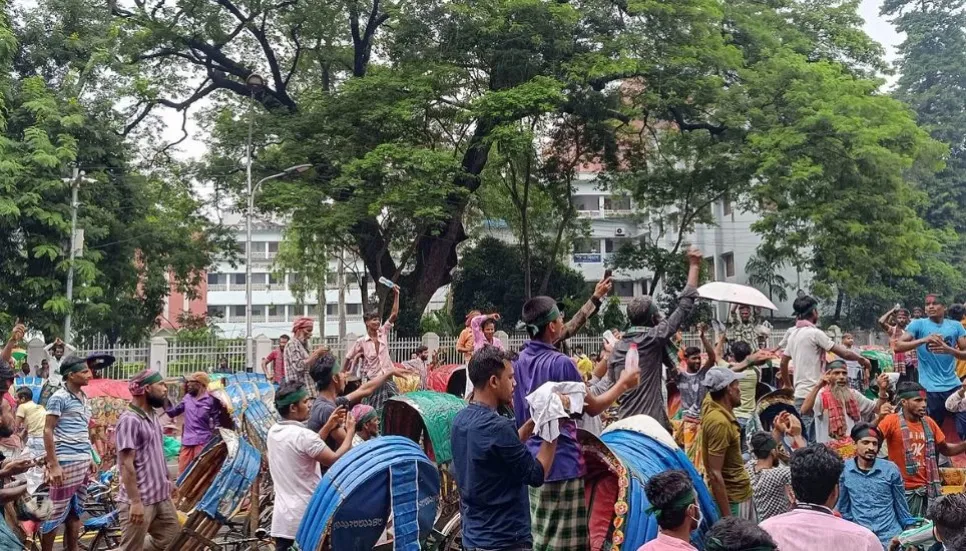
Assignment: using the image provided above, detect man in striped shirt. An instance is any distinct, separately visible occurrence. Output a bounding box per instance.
[116,370,178,551]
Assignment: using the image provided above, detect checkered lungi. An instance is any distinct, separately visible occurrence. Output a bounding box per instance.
[40,460,89,534]
[362,378,398,420]
[529,478,588,551]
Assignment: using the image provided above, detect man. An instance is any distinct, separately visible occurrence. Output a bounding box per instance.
[512,295,640,550]
[165,372,224,474]
[880,305,917,383]
[451,346,557,551]
[841,332,866,391]
[284,316,316,395]
[875,381,966,517]
[268,381,355,551]
[914,306,926,319]
[637,470,702,551]
[896,294,966,439]
[704,518,778,551]
[949,304,966,380]
[350,404,378,447]
[838,422,917,549]
[724,340,769,451]
[456,310,481,364]
[800,363,887,446]
[345,285,400,412]
[19,360,29,377]
[41,354,97,551]
[16,386,46,493]
[116,370,178,551]
[38,358,49,379]
[0,400,38,549]
[674,323,716,470]
[39,336,76,405]
[924,494,966,551]
[780,295,871,442]
[700,366,753,519]
[402,345,436,390]
[606,247,703,431]
[760,444,881,551]
[214,357,231,374]
[745,431,792,521]
[306,351,406,447]
[262,334,289,382]
[470,312,504,351]
[728,304,760,352]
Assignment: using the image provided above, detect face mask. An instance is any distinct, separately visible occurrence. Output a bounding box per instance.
[690,498,703,527]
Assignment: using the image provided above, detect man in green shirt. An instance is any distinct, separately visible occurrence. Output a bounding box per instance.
[701,366,754,519]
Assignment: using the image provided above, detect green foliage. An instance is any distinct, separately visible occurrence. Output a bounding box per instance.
[419,310,460,338]
[582,296,629,334]
[452,237,585,330]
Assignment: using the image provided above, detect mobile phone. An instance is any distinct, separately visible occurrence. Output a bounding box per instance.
[604,269,612,280]
[603,330,616,345]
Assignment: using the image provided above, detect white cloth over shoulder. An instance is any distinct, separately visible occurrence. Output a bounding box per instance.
[526,381,587,442]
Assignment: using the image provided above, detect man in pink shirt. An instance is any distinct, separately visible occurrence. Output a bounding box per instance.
[470,313,504,351]
[637,470,702,551]
[759,443,882,551]
[344,285,399,412]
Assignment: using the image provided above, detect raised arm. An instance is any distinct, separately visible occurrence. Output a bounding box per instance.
[878,307,897,332]
[470,314,489,347]
[386,285,400,325]
[699,324,716,369]
[1,324,24,365]
[654,248,702,341]
[556,277,611,345]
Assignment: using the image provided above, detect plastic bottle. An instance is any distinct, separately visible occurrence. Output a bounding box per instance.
[625,342,639,374]
[378,276,396,289]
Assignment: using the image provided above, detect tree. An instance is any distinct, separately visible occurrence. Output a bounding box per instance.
[273,226,329,338]
[451,237,586,331]
[745,251,790,307]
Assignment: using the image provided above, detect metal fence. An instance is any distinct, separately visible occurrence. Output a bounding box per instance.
[74,336,150,380]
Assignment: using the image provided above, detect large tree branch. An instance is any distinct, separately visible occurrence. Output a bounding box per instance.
[668,106,727,135]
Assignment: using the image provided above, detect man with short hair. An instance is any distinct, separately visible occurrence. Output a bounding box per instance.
[744,431,792,521]
[40,336,75,405]
[262,334,289,382]
[880,305,917,383]
[345,285,400,412]
[728,304,760,352]
[925,494,966,551]
[800,363,887,446]
[606,247,703,430]
[637,470,701,551]
[700,366,753,519]
[875,381,966,517]
[268,381,355,551]
[116,370,178,551]
[165,372,224,474]
[704,518,778,551]
[837,422,917,549]
[780,295,871,442]
[451,346,557,551]
[674,323,716,470]
[16,386,46,493]
[402,345,436,390]
[760,444,882,551]
[896,294,966,439]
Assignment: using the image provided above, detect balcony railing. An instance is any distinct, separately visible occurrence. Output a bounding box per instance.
[208,284,228,292]
[267,314,286,323]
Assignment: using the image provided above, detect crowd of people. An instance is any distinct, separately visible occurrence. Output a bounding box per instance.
[3,244,966,551]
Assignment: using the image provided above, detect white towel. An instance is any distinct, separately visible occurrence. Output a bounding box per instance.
[526,381,587,442]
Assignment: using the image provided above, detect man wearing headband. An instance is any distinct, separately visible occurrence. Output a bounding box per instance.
[350,404,378,447]
[779,294,870,442]
[637,470,701,550]
[704,518,777,551]
[760,444,882,551]
[800,362,888,446]
[40,353,95,551]
[268,381,355,551]
[745,432,792,521]
[512,296,639,551]
[344,284,400,412]
[284,316,317,396]
[116,370,178,551]
[605,246,703,430]
[838,422,917,549]
[879,305,917,383]
[165,371,225,474]
[876,381,966,517]
[896,293,966,440]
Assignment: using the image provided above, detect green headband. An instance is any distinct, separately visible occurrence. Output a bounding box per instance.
[898,389,927,401]
[525,305,560,336]
[356,410,378,427]
[275,388,308,408]
[755,438,778,454]
[825,360,847,372]
[139,372,163,386]
[644,489,695,518]
[60,361,88,377]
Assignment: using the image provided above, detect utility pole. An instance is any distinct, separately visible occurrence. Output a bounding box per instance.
[64,167,81,342]
[338,249,347,341]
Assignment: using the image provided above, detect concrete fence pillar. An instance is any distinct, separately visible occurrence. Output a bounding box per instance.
[254,335,273,375]
[26,338,46,372]
[150,337,169,377]
[422,332,440,353]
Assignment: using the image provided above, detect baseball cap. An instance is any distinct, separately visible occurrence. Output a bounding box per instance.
[702,366,745,392]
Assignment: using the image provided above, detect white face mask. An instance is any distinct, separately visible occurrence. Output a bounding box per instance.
[690,498,703,528]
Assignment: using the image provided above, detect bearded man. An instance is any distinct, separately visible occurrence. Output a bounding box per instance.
[800,361,888,451]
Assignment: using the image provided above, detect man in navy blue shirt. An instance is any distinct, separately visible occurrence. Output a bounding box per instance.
[451,346,557,551]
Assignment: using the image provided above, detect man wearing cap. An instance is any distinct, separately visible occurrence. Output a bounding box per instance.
[606,247,703,431]
[40,354,96,551]
[165,371,225,474]
[700,366,754,519]
[800,363,888,447]
[875,381,966,517]
[116,370,178,551]
[837,422,917,549]
[896,293,966,439]
[779,295,871,442]
[284,316,317,396]
[350,404,379,447]
[269,381,356,551]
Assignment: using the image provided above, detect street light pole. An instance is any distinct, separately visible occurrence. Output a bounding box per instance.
[244,74,264,371]
[64,166,80,342]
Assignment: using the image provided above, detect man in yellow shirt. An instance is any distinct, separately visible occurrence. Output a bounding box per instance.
[16,387,46,492]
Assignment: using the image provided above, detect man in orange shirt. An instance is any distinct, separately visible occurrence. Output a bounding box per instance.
[456,310,481,364]
[876,381,966,516]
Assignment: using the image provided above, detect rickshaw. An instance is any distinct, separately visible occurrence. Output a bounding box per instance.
[427,364,467,398]
[381,390,467,550]
[295,437,440,551]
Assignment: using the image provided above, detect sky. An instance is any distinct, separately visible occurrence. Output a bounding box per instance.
[159,1,905,164]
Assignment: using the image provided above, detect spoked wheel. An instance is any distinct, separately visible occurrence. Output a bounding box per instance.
[438,513,462,551]
[87,528,122,551]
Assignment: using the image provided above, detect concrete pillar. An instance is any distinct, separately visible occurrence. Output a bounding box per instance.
[26,338,46,372]
[254,334,273,375]
[423,332,440,353]
[150,336,169,377]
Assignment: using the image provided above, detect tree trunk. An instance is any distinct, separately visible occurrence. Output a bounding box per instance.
[539,211,571,296]
[317,283,327,340]
[834,288,844,323]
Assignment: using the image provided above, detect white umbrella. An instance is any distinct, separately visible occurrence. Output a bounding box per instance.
[697,281,778,311]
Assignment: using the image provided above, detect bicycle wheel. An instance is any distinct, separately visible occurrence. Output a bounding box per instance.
[86,528,121,551]
[438,514,462,551]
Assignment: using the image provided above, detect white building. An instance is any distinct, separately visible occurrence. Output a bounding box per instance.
[203,213,371,339]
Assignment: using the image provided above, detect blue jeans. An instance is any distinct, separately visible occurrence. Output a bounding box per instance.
[793,397,815,443]
[927,388,966,440]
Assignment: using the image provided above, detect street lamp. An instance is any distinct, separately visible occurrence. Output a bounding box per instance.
[245,163,312,370]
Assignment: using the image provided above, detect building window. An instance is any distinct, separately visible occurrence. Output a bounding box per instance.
[615,281,635,297]
[231,273,246,285]
[250,273,267,284]
[307,304,319,317]
[207,273,225,285]
[326,304,338,316]
[573,239,601,254]
[267,242,279,256]
[251,305,265,319]
[267,305,282,319]
[207,305,226,320]
[604,239,614,253]
[268,273,281,287]
[230,305,246,318]
[722,252,735,278]
[604,195,631,211]
[346,303,362,315]
[723,195,734,216]
[289,273,302,286]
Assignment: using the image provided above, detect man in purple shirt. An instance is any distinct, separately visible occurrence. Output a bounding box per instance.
[514,295,640,551]
[117,370,178,551]
[165,371,224,475]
